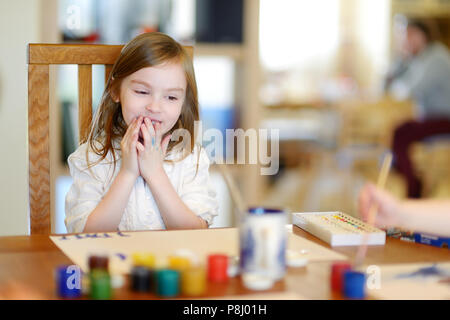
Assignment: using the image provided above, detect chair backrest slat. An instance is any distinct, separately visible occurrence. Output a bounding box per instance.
[28,64,50,234]
[29,44,124,64]
[78,64,93,144]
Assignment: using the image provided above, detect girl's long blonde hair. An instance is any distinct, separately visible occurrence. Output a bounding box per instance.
[85,32,199,170]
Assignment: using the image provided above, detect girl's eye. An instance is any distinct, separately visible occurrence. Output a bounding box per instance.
[134,90,149,95]
[168,96,178,101]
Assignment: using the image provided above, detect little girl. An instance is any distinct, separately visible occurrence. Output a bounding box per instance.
[65,32,219,233]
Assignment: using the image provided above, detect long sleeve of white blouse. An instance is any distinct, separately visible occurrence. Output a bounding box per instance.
[179,147,220,227]
[64,144,112,233]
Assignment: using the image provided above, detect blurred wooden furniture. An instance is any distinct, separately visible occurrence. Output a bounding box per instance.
[27,44,193,234]
[338,97,415,149]
[333,97,415,201]
[412,139,450,197]
[0,226,448,299]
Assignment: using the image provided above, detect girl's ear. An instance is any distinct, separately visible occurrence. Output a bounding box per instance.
[108,77,121,103]
[109,87,120,103]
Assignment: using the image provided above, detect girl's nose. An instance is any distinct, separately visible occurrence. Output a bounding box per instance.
[145,97,161,112]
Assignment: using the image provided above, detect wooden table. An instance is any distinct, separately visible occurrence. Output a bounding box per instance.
[0,226,448,299]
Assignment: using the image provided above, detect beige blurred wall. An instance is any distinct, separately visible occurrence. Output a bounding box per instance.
[0,0,58,236]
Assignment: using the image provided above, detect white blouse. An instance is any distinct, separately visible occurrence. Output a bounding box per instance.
[65,141,219,233]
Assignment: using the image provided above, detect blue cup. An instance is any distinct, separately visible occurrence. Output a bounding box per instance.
[55,265,82,299]
[343,270,366,299]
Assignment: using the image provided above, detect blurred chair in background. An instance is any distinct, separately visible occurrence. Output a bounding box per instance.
[337,97,414,200]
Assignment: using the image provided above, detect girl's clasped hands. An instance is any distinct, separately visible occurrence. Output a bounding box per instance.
[120,115,172,182]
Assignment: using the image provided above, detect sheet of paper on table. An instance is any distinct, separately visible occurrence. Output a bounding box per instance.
[366,262,450,300]
[50,226,346,275]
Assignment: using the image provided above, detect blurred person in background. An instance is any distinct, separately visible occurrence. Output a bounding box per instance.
[385,19,450,198]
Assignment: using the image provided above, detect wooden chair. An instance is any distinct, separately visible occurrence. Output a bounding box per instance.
[27,43,193,234]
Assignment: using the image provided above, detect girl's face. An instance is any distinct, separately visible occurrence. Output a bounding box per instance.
[116,61,187,136]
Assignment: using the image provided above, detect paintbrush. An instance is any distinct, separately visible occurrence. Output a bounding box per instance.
[354,152,393,268]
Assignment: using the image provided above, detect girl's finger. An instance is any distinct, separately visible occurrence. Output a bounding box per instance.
[136,141,145,153]
[129,117,143,145]
[130,132,139,149]
[153,121,163,147]
[140,123,154,148]
[122,118,135,144]
[124,117,141,145]
[144,117,156,138]
[133,116,143,136]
